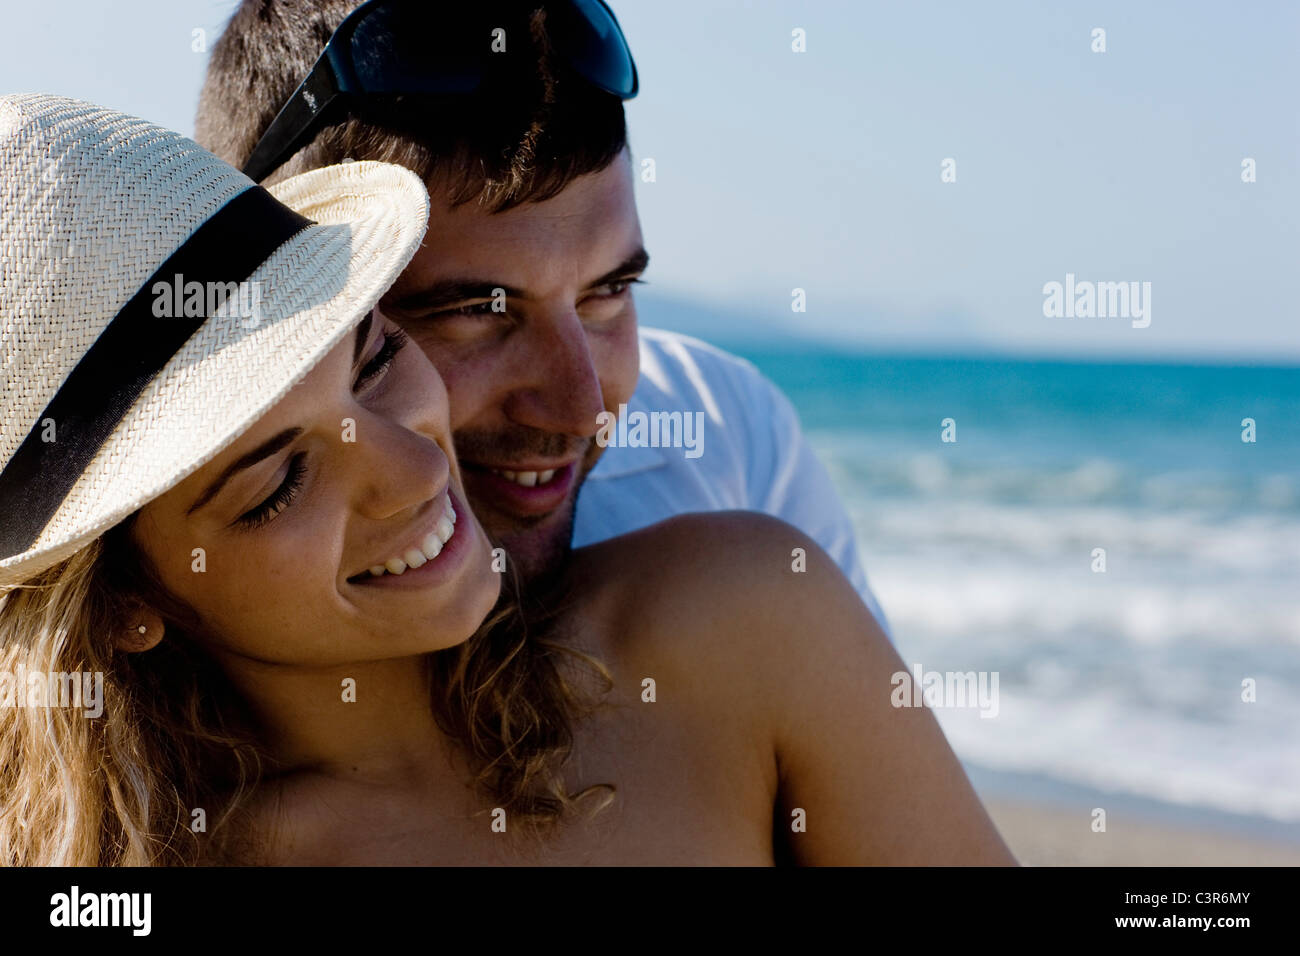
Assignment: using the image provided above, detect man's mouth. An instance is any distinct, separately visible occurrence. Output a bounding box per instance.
[486,467,560,488]
[461,461,579,518]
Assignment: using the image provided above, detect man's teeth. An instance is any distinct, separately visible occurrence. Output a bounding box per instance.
[366,497,458,578]
[491,468,556,487]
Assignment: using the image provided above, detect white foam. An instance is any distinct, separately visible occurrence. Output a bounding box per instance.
[817,438,1300,821]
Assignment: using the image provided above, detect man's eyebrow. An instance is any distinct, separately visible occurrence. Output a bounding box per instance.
[352,310,374,366]
[386,280,525,315]
[587,247,650,291]
[384,247,651,314]
[187,427,304,517]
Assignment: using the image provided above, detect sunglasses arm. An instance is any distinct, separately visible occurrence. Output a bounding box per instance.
[242,61,342,183]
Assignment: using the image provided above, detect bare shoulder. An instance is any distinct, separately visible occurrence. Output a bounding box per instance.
[567,510,883,718]
[576,506,875,617]
[571,513,1016,863]
[571,509,844,605]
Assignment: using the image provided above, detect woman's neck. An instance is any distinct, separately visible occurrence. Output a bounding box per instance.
[216,650,454,789]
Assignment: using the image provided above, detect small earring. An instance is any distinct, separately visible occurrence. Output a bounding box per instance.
[136,625,147,634]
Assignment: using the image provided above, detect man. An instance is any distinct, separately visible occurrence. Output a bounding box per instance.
[194,0,888,633]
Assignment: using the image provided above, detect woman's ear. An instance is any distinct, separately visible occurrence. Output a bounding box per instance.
[115,606,165,653]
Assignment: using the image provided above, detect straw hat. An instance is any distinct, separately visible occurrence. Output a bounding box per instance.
[0,93,429,586]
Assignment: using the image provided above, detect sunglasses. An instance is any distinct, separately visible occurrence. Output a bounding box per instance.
[242,0,639,183]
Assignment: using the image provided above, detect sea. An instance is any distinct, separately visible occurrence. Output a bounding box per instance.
[728,345,1300,834]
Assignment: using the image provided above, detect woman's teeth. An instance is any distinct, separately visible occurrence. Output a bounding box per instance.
[366,497,458,578]
[491,468,556,487]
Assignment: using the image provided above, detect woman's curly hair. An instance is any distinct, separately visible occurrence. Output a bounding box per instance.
[0,515,614,866]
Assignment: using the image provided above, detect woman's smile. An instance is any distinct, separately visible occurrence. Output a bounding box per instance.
[345,487,481,592]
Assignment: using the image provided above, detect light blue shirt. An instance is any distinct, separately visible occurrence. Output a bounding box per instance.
[572,327,890,637]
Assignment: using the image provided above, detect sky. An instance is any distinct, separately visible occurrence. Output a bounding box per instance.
[1,0,1296,361]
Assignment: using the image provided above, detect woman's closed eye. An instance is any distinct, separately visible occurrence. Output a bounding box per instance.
[235,451,307,529]
[232,326,410,531]
[354,326,409,392]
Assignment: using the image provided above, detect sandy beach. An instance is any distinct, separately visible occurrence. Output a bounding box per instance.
[985,797,1300,867]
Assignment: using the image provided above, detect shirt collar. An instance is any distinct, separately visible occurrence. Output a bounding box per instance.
[586,439,668,480]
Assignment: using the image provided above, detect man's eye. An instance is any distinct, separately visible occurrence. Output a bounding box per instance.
[435,302,500,319]
[579,278,643,317]
[596,278,643,297]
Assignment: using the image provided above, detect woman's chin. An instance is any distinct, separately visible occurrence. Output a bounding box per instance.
[414,535,503,653]
[415,569,503,654]
[342,513,503,648]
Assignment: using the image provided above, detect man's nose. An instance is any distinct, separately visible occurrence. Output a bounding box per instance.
[504,309,606,439]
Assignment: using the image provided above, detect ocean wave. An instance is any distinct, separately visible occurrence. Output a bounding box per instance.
[869,563,1300,650]
[933,693,1300,823]
[849,497,1300,578]
[761,357,1300,822]
[819,436,1300,823]
[812,437,1300,515]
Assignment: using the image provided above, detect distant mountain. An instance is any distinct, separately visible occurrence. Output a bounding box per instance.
[633,290,798,350]
[633,289,998,355]
[633,289,1299,366]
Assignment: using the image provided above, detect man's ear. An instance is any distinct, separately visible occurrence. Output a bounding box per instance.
[115,606,165,653]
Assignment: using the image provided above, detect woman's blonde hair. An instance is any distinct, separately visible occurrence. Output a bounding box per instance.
[0,515,613,866]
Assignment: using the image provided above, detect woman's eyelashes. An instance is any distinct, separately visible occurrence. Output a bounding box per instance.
[235,451,308,530]
[231,328,409,531]
[354,326,409,392]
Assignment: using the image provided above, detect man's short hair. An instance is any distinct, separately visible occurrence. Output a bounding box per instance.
[195,0,629,212]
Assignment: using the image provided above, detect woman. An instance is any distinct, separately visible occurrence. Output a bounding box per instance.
[0,95,1015,866]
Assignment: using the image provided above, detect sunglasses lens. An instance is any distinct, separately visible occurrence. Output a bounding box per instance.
[559,0,637,96]
[349,6,486,93]
[349,1,635,98]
